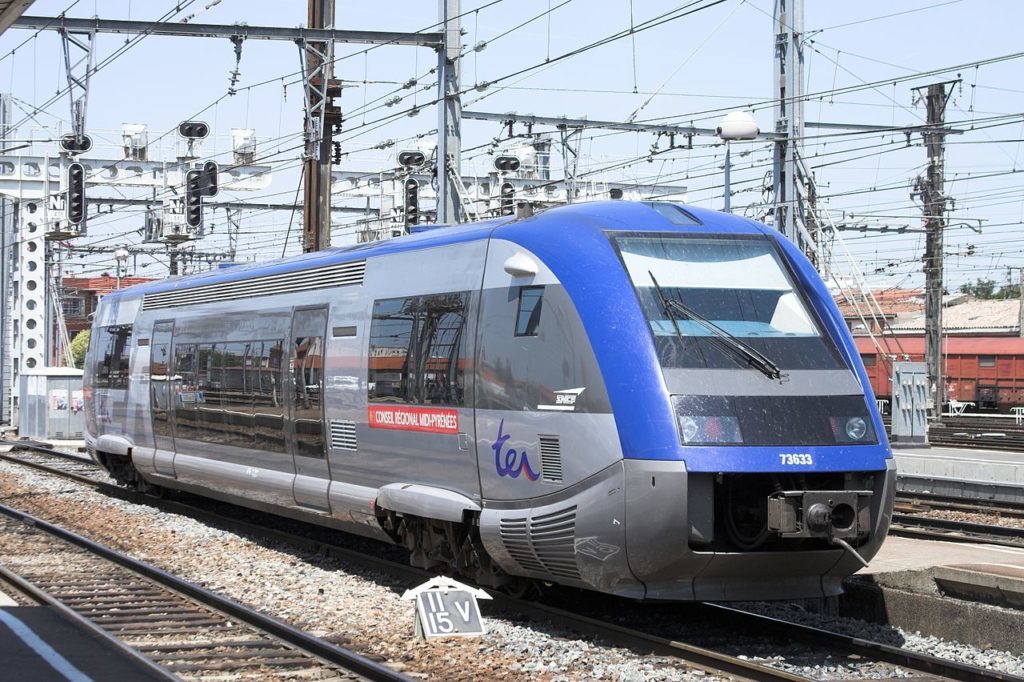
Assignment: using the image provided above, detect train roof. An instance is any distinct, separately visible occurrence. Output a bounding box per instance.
[103,200,770,302]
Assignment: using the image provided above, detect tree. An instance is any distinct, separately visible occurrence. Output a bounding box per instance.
[69,329,90,369]
[959,278,998,298]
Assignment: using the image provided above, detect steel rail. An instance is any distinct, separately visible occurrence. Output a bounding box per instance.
[0,501,410,682]
[895,493,1024,520]
[0,562,176,680]
[890,513,1024,549]
[702,603,1024,682]
[5,444,1021,681]
[0,449,810,681]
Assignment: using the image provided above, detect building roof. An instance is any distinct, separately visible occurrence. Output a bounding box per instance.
[855,335,1024,355]
[836,287,1021,336]
[63,275,157,297]
[889,297,1021,334]
[833,288,924,317]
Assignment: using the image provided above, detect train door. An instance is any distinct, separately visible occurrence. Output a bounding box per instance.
[287,306,331,511]
[150,321,177,477]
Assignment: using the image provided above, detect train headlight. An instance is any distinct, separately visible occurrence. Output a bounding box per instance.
[676,415,742,445]
[829,415,874,443]
[845,417,867,441]
[679,416,700,443]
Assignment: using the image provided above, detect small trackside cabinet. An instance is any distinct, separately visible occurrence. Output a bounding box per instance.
[18,368,85,440]
[890,361,928,446]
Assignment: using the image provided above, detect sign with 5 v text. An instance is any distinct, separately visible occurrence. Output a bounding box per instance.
[402,576,491,640]
[415,589,485,638]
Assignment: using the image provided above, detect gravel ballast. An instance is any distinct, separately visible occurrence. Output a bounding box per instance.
[1,459,1021,680]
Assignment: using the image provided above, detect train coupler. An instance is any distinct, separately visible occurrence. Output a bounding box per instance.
[766,490,872,539]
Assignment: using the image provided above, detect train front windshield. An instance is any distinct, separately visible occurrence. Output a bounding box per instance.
[614,234,845,371]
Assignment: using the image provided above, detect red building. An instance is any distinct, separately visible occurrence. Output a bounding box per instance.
[61,275,156,339]
[835,288,1024,411]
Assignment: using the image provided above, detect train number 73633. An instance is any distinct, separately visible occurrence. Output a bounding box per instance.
[779,453,814,465]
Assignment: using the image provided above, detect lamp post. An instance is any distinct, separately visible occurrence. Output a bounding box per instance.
[716,112,759,213]
[114,248,130,289]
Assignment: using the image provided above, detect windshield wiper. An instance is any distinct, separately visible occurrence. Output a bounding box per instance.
[648,272,784,381]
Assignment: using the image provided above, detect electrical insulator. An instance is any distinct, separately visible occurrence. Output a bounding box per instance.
[494,155,521,172]
[404,178,420,227]
[185,170,203,228]
[178,120,210,139]
[499,182,515,216]
[66,162,86,225]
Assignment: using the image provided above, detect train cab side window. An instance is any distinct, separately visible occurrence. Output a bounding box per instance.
[979,355,996,367]
[515,286,544,337]
[368,292,469,406]
[95,324,133,389]
[860,354,877,367]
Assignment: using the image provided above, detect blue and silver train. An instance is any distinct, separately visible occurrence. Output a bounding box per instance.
[84,201,894,601]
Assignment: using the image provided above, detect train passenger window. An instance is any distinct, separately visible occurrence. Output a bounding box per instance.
[515,286,544,337]
[169,340,286,451]
[979,355,996,367]
[172,344,200,441]
[291,307,327,458]
[94,324,133,389]
[368,292,469,406]
[150,322,173,443]
[218,342,254,448]
[249,340,286,453]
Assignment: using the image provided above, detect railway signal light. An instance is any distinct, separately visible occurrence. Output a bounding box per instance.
[199,161,219,197]
[404,178,420,227]
[398,150,426,168]
[59,134,93,154]
[178,120,210,139]
[499,182,515,216]
[493,155,521,173]
[66,162,86,225]
[185,170,203,228]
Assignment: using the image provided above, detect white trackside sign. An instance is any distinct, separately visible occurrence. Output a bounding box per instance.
[401,576,491,639]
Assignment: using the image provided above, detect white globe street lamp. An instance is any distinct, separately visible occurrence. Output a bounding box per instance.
[716,112,759,213]
[114,247,130,289]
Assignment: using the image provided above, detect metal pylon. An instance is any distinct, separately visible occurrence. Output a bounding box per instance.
[444,156,476,222]
[297,37,334,159]
[60,27,95,146]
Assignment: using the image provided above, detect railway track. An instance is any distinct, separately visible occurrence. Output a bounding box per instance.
[889,513,1024,549]
[895,492,1024,520]
[0,501,406,681]
[2,442,1021,681]
[890,492,1024,547]
[883,415,1024,451]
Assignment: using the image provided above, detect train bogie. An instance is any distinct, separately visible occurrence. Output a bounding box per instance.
[85,201,895,601]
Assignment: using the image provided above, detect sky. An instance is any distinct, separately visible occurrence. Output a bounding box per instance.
[1,0,1022,293]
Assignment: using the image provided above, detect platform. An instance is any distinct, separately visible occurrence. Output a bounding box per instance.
[0,606,168,681]
[846,537,1024,651]
[861,534,1024,575]
[893,445,1024,504]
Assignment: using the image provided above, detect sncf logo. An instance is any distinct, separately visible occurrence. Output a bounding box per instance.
[537,387,585,412]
